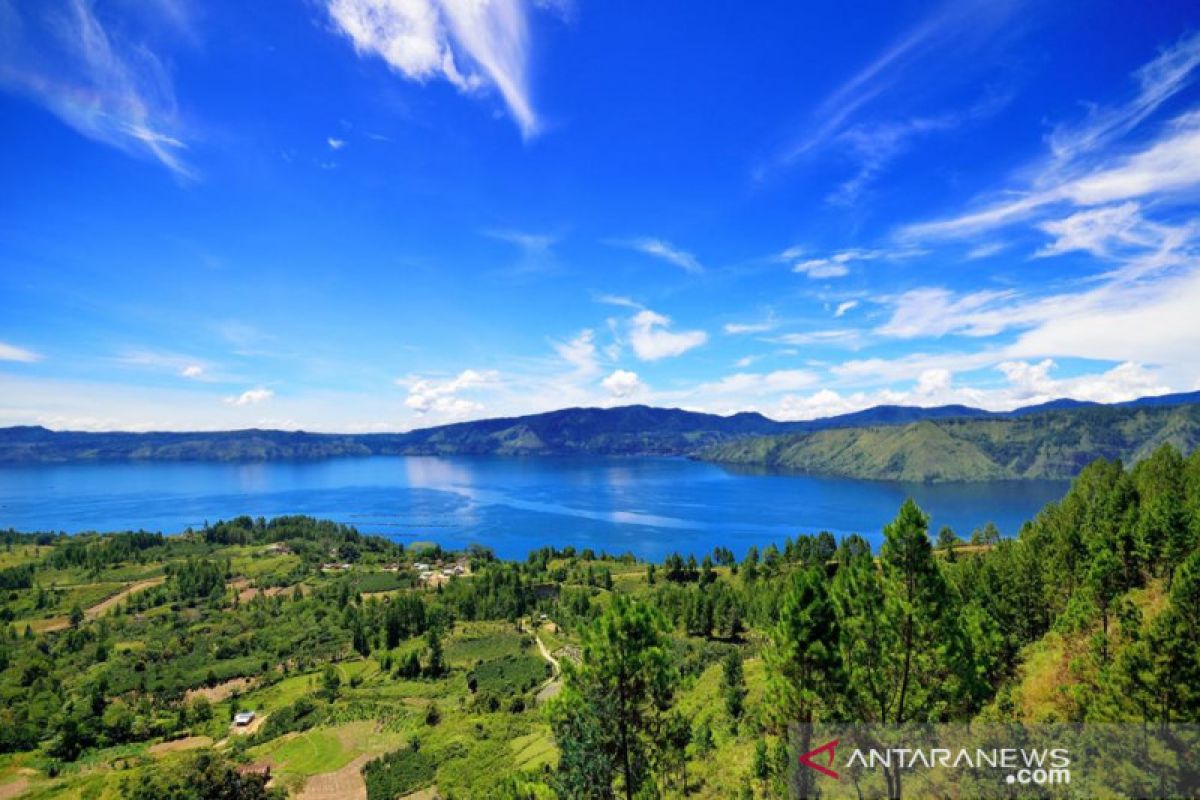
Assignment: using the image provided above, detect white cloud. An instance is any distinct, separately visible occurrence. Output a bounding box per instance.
[627,310,707,361]
[998,359,1169,405]
[0,342,41,362]
[116,350,227,382]
[328,137,347,150]
[1034,202,1152,259]
[775,388,905,420]
[327,0,540,137]
[834,300,858,317]
[225,388,274,406]
[624,238,704,274]
[915,367,952,395]
[601,369,642,399]
[695,370,820,396]
[0,0,192,176]
[1005,267,1200,371]
[554,329,599,376]
[400,368,499,418]
[830,350,999,387]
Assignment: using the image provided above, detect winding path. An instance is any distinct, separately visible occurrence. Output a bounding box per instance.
[530,622,562,704]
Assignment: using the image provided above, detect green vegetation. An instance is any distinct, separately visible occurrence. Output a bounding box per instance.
[0,443,1198,797]
[362,743,435,798]
[701,402,1200,481]
[6,396,1198,471]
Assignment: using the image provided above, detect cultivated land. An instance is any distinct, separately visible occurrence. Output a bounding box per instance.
[0,444,1198,798]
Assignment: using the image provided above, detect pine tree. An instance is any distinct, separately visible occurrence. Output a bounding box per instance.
[721,648,748,725]
[548,595,674,800]
[763,566,842,798]
[424,627,446,678]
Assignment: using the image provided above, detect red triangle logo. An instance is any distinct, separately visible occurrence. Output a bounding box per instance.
[798,738,840,779]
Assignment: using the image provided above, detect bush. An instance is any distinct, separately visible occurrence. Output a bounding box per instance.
[363,745,436,800]
[252,698,322,742]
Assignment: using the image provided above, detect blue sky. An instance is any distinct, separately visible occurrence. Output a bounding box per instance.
[2,0,1200,431]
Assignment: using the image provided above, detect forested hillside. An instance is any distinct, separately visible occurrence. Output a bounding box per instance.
[700,403,1200,482]
[0,406,795,463]
[4,394,1199,473]
[0,445,1197,797]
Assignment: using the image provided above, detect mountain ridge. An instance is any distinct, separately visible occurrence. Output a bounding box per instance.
[2,391,1199,473]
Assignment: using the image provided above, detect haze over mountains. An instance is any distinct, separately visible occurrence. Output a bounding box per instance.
[2,391,1199,481]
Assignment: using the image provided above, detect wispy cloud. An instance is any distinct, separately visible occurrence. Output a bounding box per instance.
[484,228,559,274]
[620,237,704,274]
[553,329,600,377]
[1046,30,1200,166]
[327,137,346,150]
[790,248,888,278]
[762,1,1020,185]
[772,328,865,349]
[327,0,542,137]
[225,388,274,406]
[723,311,776,335]
[0,342,41,362]
[827,93,1009,204]
[876,287,1018,338]
[965,242,1006,260]
[834,300,859,317]
[0,0,194,177]
[485,228,556,253]
[904,113,1200,240]
[115,349,221,381]
[903,33,1200,242]
[723,321,774,335]
[594,293,643,310]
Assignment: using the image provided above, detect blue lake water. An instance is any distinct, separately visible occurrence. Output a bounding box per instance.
[0,456,1068,560]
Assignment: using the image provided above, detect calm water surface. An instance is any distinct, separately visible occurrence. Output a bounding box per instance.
[0,456,1067,560]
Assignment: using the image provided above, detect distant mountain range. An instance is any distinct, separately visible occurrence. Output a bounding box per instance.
[1,391,1198,480]
[700,401,1200,482]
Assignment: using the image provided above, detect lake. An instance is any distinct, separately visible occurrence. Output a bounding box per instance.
[0,456,1068,560]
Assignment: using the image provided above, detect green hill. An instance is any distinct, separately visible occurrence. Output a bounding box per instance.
[699,403,1200,482]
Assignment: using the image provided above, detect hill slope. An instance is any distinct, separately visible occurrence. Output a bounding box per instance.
[4,394,1200,478]
[0,406,803,463]
[698,403,1200,482]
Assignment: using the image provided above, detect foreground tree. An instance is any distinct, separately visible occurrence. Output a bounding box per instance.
[763,566,842,798]
[832,500,975,798]
[549,595,675,800]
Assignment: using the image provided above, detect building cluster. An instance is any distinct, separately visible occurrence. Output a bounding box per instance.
[415,558,469,587]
